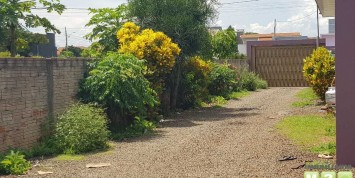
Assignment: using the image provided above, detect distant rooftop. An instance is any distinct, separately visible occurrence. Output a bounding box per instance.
[241,32,301,39]
[208,26,223,30]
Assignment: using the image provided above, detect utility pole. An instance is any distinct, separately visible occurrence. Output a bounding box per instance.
[273,19,277,40]
[316,7,320,48]
[65,27,68,50]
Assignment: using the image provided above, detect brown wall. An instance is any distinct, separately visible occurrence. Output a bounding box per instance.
[216,59,249,69]
[0,58,89,151]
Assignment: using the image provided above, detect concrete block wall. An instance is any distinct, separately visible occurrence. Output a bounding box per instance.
[0,58,88,151]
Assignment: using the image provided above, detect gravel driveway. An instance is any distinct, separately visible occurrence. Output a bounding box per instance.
[24,87,318,178]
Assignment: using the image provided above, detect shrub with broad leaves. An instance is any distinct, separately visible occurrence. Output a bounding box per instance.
[303,47,335,100]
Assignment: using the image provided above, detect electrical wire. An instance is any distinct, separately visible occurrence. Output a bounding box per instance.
[219,0,260,5]
[277,11,317,22]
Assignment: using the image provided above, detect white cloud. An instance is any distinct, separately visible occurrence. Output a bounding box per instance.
[219,0,332,37]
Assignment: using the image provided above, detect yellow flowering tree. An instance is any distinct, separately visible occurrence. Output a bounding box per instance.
[117,22,181,92]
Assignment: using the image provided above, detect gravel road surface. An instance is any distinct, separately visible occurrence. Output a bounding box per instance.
[23,88,320,178]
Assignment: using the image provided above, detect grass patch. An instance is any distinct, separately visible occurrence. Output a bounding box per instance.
[311,142,336,155]
[209,96,228,108]
[292,88,318,107]
[54,154,85,161]
[276,115,336,155]
[228,91,250,100]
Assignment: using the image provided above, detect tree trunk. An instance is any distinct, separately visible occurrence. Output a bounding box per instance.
[170,58,182,110]
[10,25,16,57]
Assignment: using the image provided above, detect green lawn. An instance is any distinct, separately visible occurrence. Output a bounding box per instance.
[276,115,336,155]
[292,88,318,107]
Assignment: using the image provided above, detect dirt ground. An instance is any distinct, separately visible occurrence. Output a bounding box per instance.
[18,88,331,177]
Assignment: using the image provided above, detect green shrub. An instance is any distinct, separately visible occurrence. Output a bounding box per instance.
[209,96,228,108]
[112,117,156,140]
[54,103,110,154]
[0,51,11,57]
[29,138,58,157]
[240,71,258,91]
[256,78,268,89]
[208,63,237,97]
[58,50,74,58]
[178,56,212,109]
[238,69,267,91]
[0,151,31,175]
[82,53,158,126]
[303,47,335,100]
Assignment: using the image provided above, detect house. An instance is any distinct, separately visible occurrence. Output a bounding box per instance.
[208,26,222,35]
[320,19,335,52]
[240,32,303,42]
[29,33,57,57]
[315,0,355,166]
[238,32,306,55]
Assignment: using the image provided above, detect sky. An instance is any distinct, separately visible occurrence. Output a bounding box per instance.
[29,0,332,47]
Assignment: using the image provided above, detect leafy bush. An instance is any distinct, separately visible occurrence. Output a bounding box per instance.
[178,56,212,109]
[256,78,268,89]
[28,138,59,158]
[238,69,267,91]
[82,53,158,126]
[0,151,31,175]
[0,51,11,57]
[209,96,228,108]
[54,103,110,154]
[208,63,237,97]
[303,47,335,100]
[59,50,75,58]
[211,27,237,59]
[112,117,156,140]
[239,71,258,91]
[81,42,106,58]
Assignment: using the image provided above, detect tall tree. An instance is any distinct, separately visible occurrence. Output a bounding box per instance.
[127,0,218,110]
[85,5,129,53]
[127,0,217,58]
[211,27,238,59]
[0,0,65,56]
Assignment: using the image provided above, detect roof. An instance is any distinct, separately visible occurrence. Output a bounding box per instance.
[315,0,335,17]
[241,32,301,39]
[208,26,223,30]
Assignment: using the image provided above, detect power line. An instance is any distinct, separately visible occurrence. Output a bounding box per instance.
[220,0,260,5]
[32,7,89,10]
[277,11,317,22]
[220,4,312,10]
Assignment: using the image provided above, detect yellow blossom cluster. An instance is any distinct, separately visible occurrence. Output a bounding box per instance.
[117,22,181,79]
[117,22,140,45]
[188,56,212,77]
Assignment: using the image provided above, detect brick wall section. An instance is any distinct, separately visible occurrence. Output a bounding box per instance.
[0,58,89,151]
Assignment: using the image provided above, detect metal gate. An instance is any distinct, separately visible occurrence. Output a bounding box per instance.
[250,44,318,87]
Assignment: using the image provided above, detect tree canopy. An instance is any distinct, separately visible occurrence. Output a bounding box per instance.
[85,5,129,54]
[0,0,65,56]
[211,27,238,59]
[127,0,218,58]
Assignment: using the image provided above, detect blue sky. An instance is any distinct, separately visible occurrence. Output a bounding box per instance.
[30,0,332,47]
